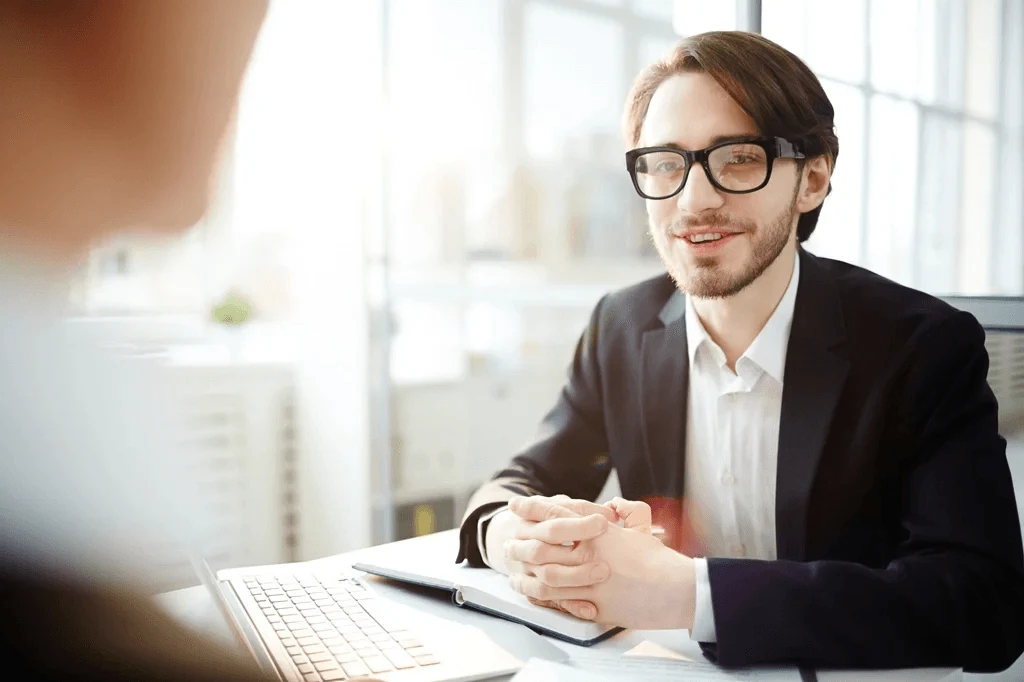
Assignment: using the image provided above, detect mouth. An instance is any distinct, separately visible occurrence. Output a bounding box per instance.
[673,230,742,252]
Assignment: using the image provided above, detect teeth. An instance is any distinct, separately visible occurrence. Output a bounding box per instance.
[687,233,724,243]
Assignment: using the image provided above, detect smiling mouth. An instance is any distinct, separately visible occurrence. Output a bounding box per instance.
[685,232,727,244]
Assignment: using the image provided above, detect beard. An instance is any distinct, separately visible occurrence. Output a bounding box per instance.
[651,194,799,299]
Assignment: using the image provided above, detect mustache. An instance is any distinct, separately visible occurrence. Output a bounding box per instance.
[664,213,747,237]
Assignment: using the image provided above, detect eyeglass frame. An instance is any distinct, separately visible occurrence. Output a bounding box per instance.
[625,136,806,200]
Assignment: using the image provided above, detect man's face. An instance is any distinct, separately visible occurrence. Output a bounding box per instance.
[638,72,803,299]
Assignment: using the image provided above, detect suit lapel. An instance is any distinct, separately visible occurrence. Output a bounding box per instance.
[640,289,689,497]
[775,250,850,561]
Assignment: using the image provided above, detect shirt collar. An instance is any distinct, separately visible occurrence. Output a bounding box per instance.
[684,255,800,383]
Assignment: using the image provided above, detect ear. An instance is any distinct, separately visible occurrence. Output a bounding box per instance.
[795,155,832,214]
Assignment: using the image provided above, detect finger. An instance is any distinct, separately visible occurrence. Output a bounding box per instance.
[514,514,609,544]
[527,597,598,621]
[606,497,653,532]
[557,599,598,621]
[509,574,589,603]
[509,495,582,522]
[526,596,561,611]
[557,499,619,523]
[504,538,596,566]
[525,561,609,588]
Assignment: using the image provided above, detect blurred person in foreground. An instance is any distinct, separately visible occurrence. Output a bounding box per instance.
[0,2,285,680]
[459,31,1024,672]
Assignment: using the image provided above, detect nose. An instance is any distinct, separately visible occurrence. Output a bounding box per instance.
[676,162,725,215]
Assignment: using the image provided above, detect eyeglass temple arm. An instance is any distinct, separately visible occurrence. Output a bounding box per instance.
[775,137,805,159]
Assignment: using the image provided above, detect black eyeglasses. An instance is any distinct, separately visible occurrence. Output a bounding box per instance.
[625,136,805,200]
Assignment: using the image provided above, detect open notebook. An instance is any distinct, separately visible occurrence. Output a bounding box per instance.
[352,536,622,646]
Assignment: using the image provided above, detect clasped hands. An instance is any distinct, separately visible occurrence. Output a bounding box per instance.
[492,495,696,631]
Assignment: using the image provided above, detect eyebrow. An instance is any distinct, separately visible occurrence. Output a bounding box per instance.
[656,134,762,151]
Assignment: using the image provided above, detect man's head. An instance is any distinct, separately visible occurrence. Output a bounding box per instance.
[624,31,836,298]
[0,1,267,261]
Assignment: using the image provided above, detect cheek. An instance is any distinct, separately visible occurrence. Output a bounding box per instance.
[646,199,675,226]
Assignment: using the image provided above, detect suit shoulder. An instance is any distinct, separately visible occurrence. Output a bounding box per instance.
[813,255,979,343]
[597,272,676,333]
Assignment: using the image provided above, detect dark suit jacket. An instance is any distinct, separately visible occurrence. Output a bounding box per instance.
[457,248,1024,673]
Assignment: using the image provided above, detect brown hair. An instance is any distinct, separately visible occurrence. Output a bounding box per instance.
[624,31,837,242]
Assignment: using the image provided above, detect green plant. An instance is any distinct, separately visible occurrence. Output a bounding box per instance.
[211,292,253,326]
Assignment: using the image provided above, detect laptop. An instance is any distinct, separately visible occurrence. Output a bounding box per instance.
[189,555,523,681]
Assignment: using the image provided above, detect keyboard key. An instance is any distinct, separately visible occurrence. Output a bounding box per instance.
[376,639,401,650]
[311,622,335,632]
[272,623,289,632]
[277,608,299,616]
[383,649,416,669]
[266,615,283,624]
[369,632,392,643]
[415,654,439,666]
[342,661,371,678]
[283,614,305,623]
[321,636,345,646]
[355,646,380,658]
[313,660,339,673]
[303,674,321,682]
[285,646,302,656]
[334,651,359,664]
[306,615,328,624]
[321,605,343,614]
[302,644,326,654]
[405,646,429,657]
[328,643,352,655]
[364,656,394,674]
[321,671,346,681]
[292,629,316,639]
[291,654,310,665]
[399,640,423,650]
[261,607,276,616]
[280,637,297,647]
[297,663,315,674]
[296,636,320,646]
[307,652,332,663]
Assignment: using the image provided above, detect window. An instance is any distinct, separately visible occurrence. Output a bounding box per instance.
[763,0,1024,295]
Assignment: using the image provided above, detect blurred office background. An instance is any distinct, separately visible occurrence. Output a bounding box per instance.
[63,0,1023,578]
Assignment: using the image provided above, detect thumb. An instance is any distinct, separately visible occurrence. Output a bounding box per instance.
[605,497,653,533]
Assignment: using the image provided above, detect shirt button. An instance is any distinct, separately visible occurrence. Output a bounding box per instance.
[721,472,735,486]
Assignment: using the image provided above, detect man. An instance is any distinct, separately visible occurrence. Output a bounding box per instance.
[0,3,283,680]
[457,31,1024,673]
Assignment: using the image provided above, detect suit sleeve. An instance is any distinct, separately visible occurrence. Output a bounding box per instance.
[701,311,1024,673]
[456,296,614,566]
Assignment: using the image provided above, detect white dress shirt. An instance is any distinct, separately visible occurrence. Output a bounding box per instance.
[688,255,800,641]
[477,257,800,639]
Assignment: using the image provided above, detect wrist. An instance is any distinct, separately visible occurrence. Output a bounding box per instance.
[483,509,517,574]
[652,548,696,630]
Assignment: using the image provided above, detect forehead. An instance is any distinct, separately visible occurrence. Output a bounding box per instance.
[638,71,759,149]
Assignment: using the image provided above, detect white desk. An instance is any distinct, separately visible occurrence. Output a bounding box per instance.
[161,530,1024,682]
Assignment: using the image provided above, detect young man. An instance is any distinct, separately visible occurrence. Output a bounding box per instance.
[457,31,1024,673]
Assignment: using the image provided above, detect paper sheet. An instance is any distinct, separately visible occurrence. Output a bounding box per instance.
[511,656,803,682]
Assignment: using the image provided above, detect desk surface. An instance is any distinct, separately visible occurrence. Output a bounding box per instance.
[162,530,1024,682]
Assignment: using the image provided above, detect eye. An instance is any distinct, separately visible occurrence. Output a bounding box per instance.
[653,159,685,173]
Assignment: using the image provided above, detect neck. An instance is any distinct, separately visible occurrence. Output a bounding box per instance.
[690,245,798,369]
